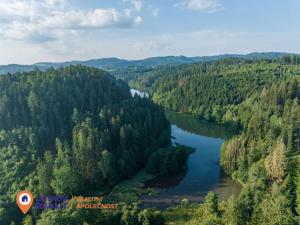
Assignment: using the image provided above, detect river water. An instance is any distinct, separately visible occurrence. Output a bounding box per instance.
[130,89,241,209]
[142,112,241,209]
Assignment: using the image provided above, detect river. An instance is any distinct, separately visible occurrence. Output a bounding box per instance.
[130,89,149,98]
[130,89,241,209]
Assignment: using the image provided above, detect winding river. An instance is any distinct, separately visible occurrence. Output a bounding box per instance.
[130,90,241,209]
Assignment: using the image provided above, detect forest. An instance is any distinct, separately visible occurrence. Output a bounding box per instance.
[0,65,193,224]
[127,56,300,224]
[1,56,300,225]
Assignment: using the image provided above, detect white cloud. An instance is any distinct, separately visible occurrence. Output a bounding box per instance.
[0,1,35,18]
[0,0,142,42]
[131,0,143,11]
[44,0,66,7]
[123,0,143,18]
[175,0,222,12]
[134,16,143,24]
[42,9,139,29]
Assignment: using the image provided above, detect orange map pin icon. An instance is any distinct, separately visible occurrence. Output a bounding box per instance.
[16,191,33,214]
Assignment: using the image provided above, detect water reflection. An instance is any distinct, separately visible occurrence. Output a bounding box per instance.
[166,111,236,139]
[142,112,241,209]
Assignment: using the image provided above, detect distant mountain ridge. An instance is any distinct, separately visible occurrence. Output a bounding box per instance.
[0,52,297,74]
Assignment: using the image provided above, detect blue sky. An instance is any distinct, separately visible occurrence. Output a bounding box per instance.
[0,0,299,64]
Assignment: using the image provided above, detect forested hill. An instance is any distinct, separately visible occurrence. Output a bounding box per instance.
[133,57,300,224]
[150,57,300,122]
[0,52,295,75]
[0,65,171,224]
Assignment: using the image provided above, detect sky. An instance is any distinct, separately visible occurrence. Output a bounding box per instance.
[0,0,300,64]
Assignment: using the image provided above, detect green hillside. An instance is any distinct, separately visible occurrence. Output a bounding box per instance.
[0,65,171,224]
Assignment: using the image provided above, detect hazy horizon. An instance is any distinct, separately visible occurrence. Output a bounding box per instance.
[1,51,297,66]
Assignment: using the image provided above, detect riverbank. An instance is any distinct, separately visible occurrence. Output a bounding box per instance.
[127,90,242,210]
[104,169,157,205]
[138,116,241,209]
[103,112,242,211]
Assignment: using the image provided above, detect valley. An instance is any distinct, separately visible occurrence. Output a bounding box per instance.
[0,56,299,225]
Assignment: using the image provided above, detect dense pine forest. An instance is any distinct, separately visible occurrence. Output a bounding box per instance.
[0,65,179,224]
[125,56,300,224]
